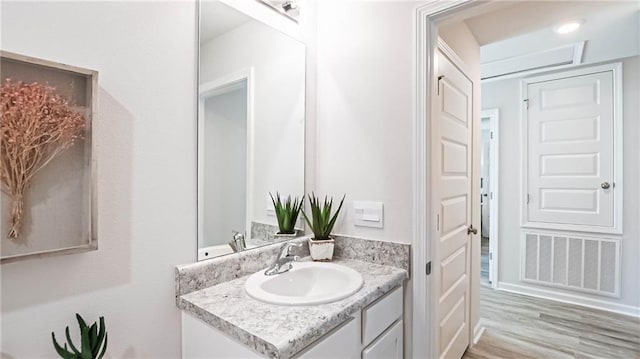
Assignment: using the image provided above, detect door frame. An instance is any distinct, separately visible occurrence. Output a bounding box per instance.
[197,68,255,260]
[414,1,478,357]
[481,109,499,289]
[520,62,624,234]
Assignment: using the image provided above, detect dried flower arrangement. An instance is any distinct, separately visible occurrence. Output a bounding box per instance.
[0,79,85,239]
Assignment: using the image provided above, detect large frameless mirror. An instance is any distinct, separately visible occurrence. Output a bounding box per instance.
[197,1,305,260]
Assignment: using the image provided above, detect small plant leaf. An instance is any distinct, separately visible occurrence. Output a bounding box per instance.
[80,326,92,359]
[97,333,108,359]
[94,317,106,358]
[89,323,98,352]
[52,332,74,359]
[76,314,88,332]
[65,326,81,355]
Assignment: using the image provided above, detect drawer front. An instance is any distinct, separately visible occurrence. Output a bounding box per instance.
[362,286,403,346]
[362,320,403,359]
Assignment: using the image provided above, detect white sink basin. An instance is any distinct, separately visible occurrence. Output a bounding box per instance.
[245,262,364,306]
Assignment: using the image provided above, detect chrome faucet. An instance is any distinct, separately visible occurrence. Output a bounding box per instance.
[229,231,246,253]
[264,242,302,276]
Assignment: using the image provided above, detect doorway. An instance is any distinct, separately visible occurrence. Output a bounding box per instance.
[415,1,637,358]
[480,109,498,288]
[197,71,253,260]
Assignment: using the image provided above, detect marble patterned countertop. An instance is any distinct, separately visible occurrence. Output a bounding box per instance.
[177,257,408,358]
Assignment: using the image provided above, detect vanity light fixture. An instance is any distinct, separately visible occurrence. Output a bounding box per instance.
[554,19,585,34]
[282,1,297,13]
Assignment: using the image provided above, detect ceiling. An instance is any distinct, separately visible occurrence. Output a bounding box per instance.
[200,1,252,44]
[450,1,639,74]
[464,1,638,46]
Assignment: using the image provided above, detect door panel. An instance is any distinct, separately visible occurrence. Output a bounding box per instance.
[527,71,614,227]
[434,49,473,359]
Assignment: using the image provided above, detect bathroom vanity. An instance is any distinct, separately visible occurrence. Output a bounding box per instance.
[176,236,410,358]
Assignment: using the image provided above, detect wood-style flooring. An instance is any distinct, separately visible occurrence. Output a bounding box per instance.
[464,287,640,359]
[481,236,489,285]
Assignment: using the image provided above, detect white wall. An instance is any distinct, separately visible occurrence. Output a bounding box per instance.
[314,1,423,357]
[200,19,305,231]
[315,1,421,243]
[1,1,196,357]
[482,56,640,314]
[203,87,247,247]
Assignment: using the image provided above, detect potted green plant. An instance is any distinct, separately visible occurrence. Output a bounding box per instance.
[51,313,107,359]
[270,192,303,238]
[302,193,345,261]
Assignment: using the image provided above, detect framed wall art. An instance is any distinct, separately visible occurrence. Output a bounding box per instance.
[0,51,98,263]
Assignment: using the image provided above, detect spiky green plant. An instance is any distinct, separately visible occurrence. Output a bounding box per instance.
[270,192,303,235]
[302,193,346,240]
[52,314,107,359]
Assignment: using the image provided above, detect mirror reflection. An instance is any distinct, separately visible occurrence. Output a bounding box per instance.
[198,1,305,260]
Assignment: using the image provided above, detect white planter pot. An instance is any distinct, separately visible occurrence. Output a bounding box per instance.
[309,237,335,261]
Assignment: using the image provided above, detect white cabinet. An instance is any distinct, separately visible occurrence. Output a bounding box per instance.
[362,285,403,346]
[294,313,361,359]
[181,286,404,358]
[362,320,403,359]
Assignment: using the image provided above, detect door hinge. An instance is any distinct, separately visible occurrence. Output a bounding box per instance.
[436,213,440,232]
[489,252,493,260]
[527,194,530,204]
[523,98,530,109]
[490,131,494,140]
[490,192,494,200]
[437,75,445,96]
[426,261,432,275]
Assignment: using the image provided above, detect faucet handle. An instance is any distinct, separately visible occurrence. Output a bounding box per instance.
[278,242,302,258]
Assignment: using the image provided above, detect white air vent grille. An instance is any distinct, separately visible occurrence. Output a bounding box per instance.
[522,231,620,297]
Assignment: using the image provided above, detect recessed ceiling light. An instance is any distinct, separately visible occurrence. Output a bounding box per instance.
[554,19,585,34]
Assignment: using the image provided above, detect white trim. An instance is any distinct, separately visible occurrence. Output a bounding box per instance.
[481,109,499,289]
[437,37,469,76]
[414,2,474,358]
[481,41,585,83]
[520,62,624,235]
[197,68,255,261]
[472,321,485,345]
[496,281,640,318]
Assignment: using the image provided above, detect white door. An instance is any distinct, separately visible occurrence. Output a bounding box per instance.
[526,71,615,228]
[433,49,473,359]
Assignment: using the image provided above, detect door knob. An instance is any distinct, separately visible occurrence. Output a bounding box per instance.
[601,182,611,189]
[467,225,478,235]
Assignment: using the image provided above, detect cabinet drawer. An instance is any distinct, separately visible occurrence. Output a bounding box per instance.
[362,320,403,359]
[362,286,403,346]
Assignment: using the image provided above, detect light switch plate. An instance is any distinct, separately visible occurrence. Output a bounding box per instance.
[266,195,275,216]
[353,201,384,228]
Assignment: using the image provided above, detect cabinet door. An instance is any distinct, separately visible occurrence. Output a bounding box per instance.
[297,314,360,359]
[362,320,403,359]
[182,312,258,358]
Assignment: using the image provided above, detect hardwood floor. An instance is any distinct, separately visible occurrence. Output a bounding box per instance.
[481,236,489,285]
[464,287,640,359]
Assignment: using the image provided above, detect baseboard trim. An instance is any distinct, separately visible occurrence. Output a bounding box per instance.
[472,320,485,345]
[496,282,640,318]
